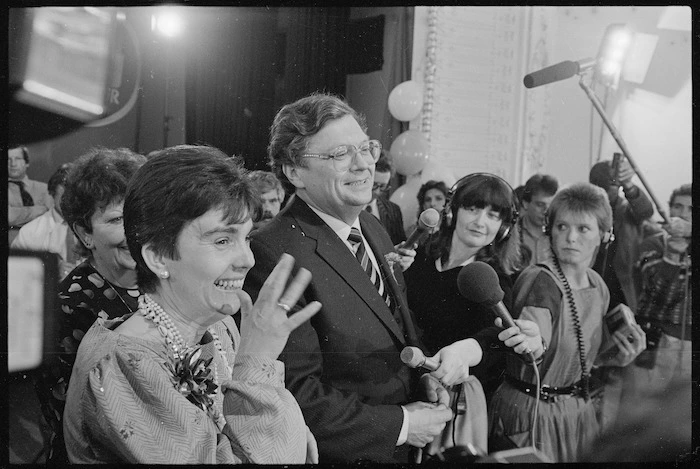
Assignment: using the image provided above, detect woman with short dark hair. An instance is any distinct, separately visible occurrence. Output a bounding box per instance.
[63,145,320,464]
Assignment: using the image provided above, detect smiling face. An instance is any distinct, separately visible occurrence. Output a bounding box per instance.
[551,209,602,268]
[453,205,503,251]
[89,199,136,272]
[163,208,255,319]
[423,188,446,212]
[285,114,374,224]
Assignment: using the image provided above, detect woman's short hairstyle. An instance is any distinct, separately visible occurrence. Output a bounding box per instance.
[427,174,521,275]
[62,148,146,257]
[546,182,613,239]
[124,145,260,293]
[268,92,368,194]
[416,180,449,215]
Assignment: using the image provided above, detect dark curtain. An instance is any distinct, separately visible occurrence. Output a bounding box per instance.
[184,8,279,169]
[277,7,351,105]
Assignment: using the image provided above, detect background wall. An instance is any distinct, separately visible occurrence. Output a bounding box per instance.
[410,6,691,221]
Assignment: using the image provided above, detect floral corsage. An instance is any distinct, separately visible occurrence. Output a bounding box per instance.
[165,346,226,430]
[384,252,401,281]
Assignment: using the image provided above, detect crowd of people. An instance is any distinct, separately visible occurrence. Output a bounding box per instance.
[8,92,691,464]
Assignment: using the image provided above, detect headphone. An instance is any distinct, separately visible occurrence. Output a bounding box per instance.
[543,211,615,245]
[443,172,519,244]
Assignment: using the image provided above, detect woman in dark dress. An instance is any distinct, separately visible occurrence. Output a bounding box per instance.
[405,173,529,402]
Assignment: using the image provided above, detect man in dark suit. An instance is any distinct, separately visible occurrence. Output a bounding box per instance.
[365,151,406,245]
[243,93,481,463]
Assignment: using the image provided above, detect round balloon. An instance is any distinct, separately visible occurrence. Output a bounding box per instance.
[420,160,457,187]
[390,130,430,176]
[389,177,422,231]
[388,80,423,122]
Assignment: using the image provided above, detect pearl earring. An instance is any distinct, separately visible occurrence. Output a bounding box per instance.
[160,270,170,279]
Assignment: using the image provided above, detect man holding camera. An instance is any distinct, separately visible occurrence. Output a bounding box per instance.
[589,154,654,312]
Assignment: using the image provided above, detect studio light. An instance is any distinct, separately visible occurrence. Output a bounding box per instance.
[594,24,633,88]
[152,7,183,38]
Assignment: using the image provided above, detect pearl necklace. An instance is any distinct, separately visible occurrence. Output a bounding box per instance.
[139,293,232,430]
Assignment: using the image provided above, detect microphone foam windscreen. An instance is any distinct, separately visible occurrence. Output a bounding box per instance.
[419,208,441,228]
[400,347,423,368]
[457,261,505,306]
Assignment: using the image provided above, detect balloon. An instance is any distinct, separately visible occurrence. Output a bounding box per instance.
[390,129,430,176]
[388,80,423,121]
[390,177,422,232]
[420,160,457,187]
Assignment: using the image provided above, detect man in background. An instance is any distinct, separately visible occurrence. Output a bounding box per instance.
[8,146,53,245]
[589,155,654,312]
[248,170,285,230]
[515,173,558,267]
[12,163,80,279]
[365,151,406,245]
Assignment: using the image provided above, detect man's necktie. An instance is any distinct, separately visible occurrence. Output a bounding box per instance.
[9,180,34,206]
[348,227,391,308]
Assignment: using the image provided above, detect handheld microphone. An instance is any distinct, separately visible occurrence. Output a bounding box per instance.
[404,208,441,247]
[457,262,536,362]
[523,58,595,89]
[457,261,515,328]
[401,346,439,371]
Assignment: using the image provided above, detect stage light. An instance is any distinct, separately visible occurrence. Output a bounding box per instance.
[152,7,183,38]
[594,24,633,88]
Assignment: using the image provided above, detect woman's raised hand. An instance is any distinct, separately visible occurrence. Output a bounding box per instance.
[236,253,321,360]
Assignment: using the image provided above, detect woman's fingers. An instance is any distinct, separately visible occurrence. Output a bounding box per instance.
[282,301,321,333]
[259,253,296,307]
[277,268,313,313]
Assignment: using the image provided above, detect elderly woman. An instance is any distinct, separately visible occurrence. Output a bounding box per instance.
[488,182,646,462]
[34,148,145,463]
[63,145,321,464]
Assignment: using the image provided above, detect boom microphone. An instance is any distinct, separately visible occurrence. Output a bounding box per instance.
[523,58,595,89]
[404,208,441,247]
[457,261,515,329]
[401,346,439,371]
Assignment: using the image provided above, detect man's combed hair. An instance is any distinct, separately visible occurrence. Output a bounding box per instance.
[268,92,367,194]
[124,145,260,293]
[522,173,558,202]
[669,183,691,206]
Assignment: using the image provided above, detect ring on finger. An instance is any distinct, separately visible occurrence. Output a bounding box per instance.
[277,302,291,313]
[524,347,532,355]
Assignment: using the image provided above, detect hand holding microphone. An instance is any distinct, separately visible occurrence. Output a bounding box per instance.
[457,262,542,362]
[404,208,441,248]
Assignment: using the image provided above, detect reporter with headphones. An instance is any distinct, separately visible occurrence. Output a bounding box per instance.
[487,182,646,463]
[405,173,539,404]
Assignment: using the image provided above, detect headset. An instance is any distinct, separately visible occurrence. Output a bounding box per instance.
[443,172,519,244]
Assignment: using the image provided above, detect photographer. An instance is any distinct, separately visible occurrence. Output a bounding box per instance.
[619,183,691,431]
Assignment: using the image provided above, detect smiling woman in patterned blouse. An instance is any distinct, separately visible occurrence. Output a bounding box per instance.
[34,147,146,463]
[62,145,320,463]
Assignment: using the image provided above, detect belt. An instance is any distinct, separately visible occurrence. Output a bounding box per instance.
[505,375,584,403]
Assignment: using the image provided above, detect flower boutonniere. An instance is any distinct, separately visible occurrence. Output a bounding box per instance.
[384,251,401,282]
[165,346,222,423]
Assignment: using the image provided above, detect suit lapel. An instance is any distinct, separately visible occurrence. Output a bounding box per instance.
[287,199,406,344]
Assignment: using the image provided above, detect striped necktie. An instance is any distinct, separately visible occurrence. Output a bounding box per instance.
[348,227,391,308]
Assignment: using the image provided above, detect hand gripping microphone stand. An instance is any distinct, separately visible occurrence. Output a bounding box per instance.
[576,73,671,225]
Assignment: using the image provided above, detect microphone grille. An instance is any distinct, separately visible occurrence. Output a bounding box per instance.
[457,261,505,306]
[400,347,424,368]
[419,208,441,229]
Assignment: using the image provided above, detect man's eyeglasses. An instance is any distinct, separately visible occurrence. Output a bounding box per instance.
[301,140,381,172]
